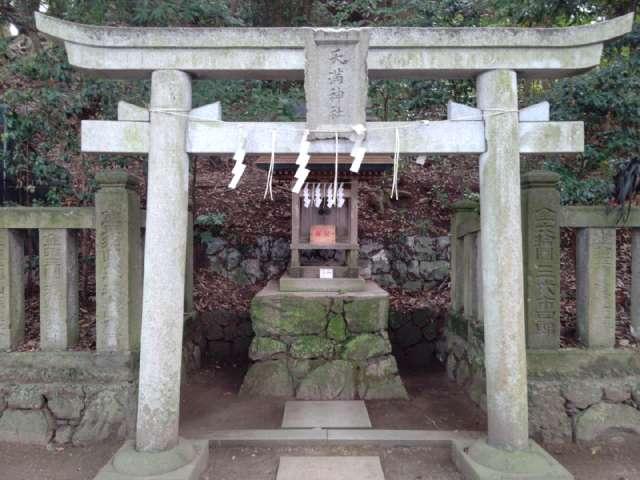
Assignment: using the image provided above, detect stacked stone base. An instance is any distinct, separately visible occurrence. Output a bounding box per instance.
[240,281,407,400]
[446,315,640,444]
[0,352,137,445]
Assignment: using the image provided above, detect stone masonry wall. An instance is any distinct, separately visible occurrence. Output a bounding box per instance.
[445,317,640,444]
[0,353,137,446]
[204,234,450,290]
[198,234,450,364]
[239,281,408,400]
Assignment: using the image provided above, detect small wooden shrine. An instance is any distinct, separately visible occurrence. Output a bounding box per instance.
[257,154,393,292]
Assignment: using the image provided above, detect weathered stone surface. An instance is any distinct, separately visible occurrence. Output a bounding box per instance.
[240,360,294,397]
[562,383,602,409]
[327,314,347,342]
[576,403,640,441]
[364,355,399,380]
[344,298,387,334]
[72,390,127,446]
[529,383,571,444]
[39,229,79,351]
[249,337,287,361]
[342,334,391,362]
[296,361,355,400]
[521,171,561,350]
[54,424,73,444]
[204,237,226,255]
[224,248,242,270]
[47,386,85,419]
[0,409,54,445]
[7,385,44,409]
[359,376,408,400]
[251,291,329,337]
[94,171,142,352]
[0,229,24,351]
[290,336,334,360]
[241,258,263,284]
[603,384,631,403]
[576,228,616,348]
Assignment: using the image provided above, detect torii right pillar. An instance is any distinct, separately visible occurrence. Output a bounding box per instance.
[452,69,573,479]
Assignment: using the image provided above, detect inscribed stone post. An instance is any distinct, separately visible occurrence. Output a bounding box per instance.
[576,228,616,348]
[39,229,79,350]
[95,171,142,352]
[521,171,561,349]
[0,229,24,351]
[304,29,369,139]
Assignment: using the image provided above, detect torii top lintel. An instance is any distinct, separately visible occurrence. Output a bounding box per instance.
[35,12,633,80]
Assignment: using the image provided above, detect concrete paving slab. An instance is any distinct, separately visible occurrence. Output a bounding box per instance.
[327,429,483,446]
[282,401,372,428]
[277,456,385,480]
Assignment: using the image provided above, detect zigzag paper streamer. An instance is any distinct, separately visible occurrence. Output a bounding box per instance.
[292,130,311,193]
[228,130,247,189]
[350,124,367,173]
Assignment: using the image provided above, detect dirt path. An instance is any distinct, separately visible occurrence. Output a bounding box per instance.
[2,367,639,480]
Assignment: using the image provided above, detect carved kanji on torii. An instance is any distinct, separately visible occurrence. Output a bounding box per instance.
[36,12,634,480]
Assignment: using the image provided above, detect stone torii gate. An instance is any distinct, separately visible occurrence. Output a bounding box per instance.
[36,12,633,480]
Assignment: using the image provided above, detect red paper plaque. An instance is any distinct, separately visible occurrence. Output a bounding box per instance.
[310,225,336,246]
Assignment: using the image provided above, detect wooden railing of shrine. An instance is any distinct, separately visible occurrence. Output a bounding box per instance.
[0,170,194,353]
[451,170,640,350]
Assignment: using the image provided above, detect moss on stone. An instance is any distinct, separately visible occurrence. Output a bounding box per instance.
[251,296,329,337]
[248,337,287,361]
[296,360,355,400]
[290,336,334,359]
[327,313,347,342]
[344,298,387,334]
[342,334,391,362]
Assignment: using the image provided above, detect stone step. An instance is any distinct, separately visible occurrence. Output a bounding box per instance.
[276,456,385,480]
[203,428,483,447]
[282,400,372,428]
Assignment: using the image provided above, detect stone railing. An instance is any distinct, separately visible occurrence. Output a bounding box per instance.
[451,170,640,350]
[0,170,194,446]
[0,170,195,353]
[448,170,640,444]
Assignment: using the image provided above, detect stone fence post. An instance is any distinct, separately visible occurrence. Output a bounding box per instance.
[95,171,143,352]
[0,229,24,351]
[39,229,79,350]
[450,200,479,315]
[521,171,561,349]
[576,228,616,348]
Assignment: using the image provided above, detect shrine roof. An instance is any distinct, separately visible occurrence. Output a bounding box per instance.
[36,13,634,80]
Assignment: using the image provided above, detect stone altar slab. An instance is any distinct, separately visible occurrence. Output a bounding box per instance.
[277,456,385,480]
[282,400,372,428]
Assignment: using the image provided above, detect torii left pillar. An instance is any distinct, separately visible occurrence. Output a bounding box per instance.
[94,70,208,479]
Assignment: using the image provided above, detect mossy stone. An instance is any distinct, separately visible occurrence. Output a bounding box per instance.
[290,336,334,359]
[296,360,356,400]
[249,337,287,361]
[239,360,294,397]
[342,334,391,362]
[344,298,388,333]
[327,313,347,341]
[251,296,329,337]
